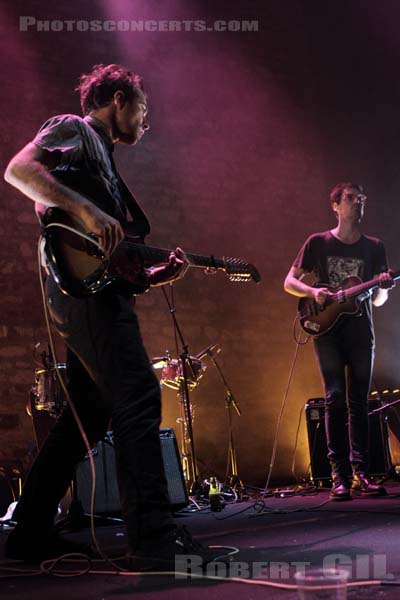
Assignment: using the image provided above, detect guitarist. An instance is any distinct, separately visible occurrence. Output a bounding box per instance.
[284,182,394,501]
[4,64,225,568]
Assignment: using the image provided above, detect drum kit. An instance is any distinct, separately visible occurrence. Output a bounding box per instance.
[154,354,206,391]
[151,344,217,489]
[151,342,243,495]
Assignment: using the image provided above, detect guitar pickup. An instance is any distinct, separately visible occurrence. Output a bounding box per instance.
[305,320,321,333]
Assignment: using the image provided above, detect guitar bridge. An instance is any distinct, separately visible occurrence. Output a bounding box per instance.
[336,289,347,304]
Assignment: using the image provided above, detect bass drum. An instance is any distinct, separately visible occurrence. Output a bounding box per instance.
[31,364,68,416]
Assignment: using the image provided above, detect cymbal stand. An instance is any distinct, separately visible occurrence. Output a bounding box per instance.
[161,286,200,494]
[176,383,193,489]
[207,349,243,490]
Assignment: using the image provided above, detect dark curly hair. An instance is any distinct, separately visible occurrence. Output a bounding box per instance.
[76,64,144,115]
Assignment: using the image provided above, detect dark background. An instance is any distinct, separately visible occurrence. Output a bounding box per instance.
[1,0,400,485]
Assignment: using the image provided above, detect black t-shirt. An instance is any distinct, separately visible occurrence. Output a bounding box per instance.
[292,230,388,336]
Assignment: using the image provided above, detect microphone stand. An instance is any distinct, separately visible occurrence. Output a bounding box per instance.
[206,348,243,490]
[161,286,201,495]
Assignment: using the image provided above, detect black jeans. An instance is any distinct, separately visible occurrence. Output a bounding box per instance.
[314,317,374,477]
[13,276,173,549]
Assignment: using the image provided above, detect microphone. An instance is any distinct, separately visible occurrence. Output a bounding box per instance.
[196,343,221,361]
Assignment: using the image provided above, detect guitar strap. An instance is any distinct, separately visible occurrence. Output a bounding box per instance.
[358,236,374,306]
[108,150,151,239]
[117,174,151,236]
[363,235,373,280]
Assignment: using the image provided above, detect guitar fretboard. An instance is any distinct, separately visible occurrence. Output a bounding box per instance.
[343,270,400,300]
[121,240,225,270]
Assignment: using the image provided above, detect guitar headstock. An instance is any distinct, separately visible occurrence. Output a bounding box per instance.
[223,257,261,284]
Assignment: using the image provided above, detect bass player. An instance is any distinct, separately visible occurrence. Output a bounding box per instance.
[284,182,394,500]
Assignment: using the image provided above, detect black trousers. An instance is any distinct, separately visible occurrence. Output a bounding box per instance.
[314,316,374,477]
[13,276,173,549]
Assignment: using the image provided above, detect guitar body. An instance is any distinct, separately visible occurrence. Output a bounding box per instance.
[298,276,366,336]
[43,208,151,297]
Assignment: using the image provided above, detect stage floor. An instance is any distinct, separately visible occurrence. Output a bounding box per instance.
[2,482,400,599]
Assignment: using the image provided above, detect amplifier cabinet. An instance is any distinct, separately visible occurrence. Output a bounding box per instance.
[75,428,189,514]
[305,397,391,483]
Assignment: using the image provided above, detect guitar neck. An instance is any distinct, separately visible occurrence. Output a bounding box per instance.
[125,241,226,271]
[345,270,400,299]
[186,252,225,270]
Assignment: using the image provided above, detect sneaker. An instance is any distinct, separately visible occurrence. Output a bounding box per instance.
[127,525,231,572]
[5,525,95,562]
[329,476,351,501]
[351,473,387,497]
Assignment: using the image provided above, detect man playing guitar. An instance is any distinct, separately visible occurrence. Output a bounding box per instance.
[4,64,226,568]
[284,182,394,500]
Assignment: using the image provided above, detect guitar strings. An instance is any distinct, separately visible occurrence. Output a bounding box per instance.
[45,223,253,282]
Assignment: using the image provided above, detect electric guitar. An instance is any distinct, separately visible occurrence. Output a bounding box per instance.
[42,208,261,298]
[298,271,399,337]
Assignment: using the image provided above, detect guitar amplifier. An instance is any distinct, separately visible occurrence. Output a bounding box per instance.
[305,397,391,483]
[74,428,189,514]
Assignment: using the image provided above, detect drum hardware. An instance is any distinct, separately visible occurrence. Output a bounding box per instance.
[160,286,201,494]
[199,345,244,493]
[29,343,67,417]
[152,350,207,392]
[177,354,199,492]
[157,285,244,502]
[151,354,171,369]
[153,346,218,491]
[161,356,206,391]
[30,364,67,417]
[153,340,244,497]
[171,348,219,491]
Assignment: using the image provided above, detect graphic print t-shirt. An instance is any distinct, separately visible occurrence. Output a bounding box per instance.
[292,230,388,333]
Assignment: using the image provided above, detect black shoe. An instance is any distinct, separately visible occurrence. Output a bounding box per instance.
[127,525,231,572]
[329,476,351,501]
[351,473,387,497]
[5,526,95,562]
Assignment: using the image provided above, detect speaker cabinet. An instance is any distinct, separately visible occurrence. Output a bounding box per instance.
[75,428,188,514]
[305,397,391,483]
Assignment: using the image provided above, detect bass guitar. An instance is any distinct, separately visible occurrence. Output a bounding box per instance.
[42,208,261,298]
[298,271,399,337]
